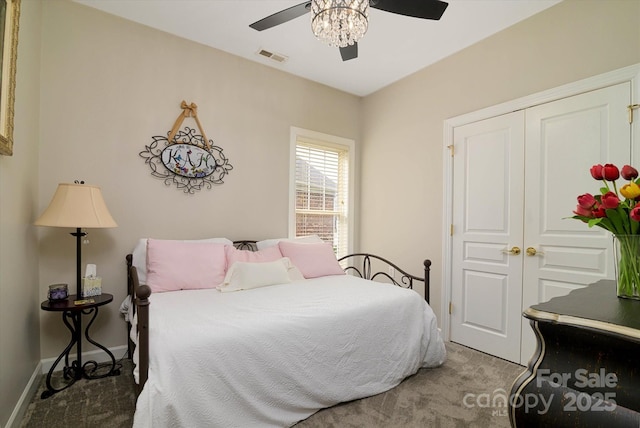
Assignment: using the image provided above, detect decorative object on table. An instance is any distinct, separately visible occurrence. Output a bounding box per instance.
[81,263,102,297]
[140,100,233,194]
[571,163,640,299]
[612,234,640,300]
[35,180,117,297]
[47,283,68,301]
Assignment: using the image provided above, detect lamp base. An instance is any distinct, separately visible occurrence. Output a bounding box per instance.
[70,228,87,298]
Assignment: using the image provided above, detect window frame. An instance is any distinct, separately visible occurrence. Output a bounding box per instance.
[289,127,355,257]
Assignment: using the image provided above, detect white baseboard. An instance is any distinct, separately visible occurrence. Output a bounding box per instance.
[40,344,129,374]
[5,362,41,428]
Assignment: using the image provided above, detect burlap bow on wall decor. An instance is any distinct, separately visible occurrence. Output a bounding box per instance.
[139,100,233,194]
[168,101,211,151]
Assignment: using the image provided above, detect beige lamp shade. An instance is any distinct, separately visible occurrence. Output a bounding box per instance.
[35,182,117,228]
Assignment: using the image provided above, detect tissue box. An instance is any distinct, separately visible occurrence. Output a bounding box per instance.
[81,277,102,297]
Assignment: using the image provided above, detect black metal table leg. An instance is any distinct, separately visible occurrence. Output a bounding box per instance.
[82,306,120,378]
[41,311,79,398]
[40,293,118,399]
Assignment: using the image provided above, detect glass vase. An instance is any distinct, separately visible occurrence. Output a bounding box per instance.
[613,234,640,300]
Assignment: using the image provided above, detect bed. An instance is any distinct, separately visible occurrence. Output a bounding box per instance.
[125,237,446,427]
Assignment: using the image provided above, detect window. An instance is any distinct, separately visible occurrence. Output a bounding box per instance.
[290,128,354,257]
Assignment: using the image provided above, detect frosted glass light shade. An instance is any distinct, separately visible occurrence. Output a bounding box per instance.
[35,183,117,228]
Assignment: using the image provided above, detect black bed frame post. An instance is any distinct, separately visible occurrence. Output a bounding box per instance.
[423,260,431,304]
[130,265,151,395]
[126,255,134,358]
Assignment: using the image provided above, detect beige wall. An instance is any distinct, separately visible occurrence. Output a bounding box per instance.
[360,0,640,320]
[36,0,361,361]
[0,0,42,426]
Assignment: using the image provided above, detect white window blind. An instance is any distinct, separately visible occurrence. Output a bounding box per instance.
[295,141,350,257]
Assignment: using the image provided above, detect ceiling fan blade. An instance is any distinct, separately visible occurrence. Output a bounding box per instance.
[340,43,358,61]
[370,0,448,20]
[249,2,312,31]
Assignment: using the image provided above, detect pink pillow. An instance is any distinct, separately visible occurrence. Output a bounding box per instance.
[146,239,226,292]
[278,241,345,279]
[225,245,284,269]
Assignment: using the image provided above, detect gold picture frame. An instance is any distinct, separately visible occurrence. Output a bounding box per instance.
[0,0,20,156]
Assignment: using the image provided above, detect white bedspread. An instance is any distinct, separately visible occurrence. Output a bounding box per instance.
[132,275,446,428]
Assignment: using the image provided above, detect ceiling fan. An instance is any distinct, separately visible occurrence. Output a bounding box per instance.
[249,0,448,61]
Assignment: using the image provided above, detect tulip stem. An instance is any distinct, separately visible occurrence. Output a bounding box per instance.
[615,235,640,299]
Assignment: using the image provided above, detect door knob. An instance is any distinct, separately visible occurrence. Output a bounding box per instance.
[502,246,521,255]
[526,247,544,256]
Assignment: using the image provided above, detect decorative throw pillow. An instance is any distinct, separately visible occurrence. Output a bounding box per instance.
[132,237,232,284]
[146,239,227,292]
[225,245,283,269]
[256,235,323,250]
[218,258,292,292]
[278,241,345,279]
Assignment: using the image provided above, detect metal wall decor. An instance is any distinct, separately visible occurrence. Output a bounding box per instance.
[140,101,233,194]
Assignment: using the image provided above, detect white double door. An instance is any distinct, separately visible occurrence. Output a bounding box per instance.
[450,82,631,364]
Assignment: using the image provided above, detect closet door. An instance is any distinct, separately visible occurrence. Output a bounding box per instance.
[520,82,631,364]
[450,111,525,363]
[450,82,631,365]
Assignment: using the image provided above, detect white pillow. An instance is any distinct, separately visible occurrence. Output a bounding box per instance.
[256,235,323,251]
[218,258,295,292]
[132,237,233,284]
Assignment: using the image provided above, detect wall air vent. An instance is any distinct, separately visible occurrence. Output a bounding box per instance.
[257,49,288,63]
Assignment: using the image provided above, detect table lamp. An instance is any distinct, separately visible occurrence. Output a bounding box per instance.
[35,181,117,298]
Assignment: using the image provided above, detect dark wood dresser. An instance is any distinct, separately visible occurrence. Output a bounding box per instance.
[509,280,640,427]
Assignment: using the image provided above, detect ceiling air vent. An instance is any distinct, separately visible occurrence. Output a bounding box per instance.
[257,49,288,63]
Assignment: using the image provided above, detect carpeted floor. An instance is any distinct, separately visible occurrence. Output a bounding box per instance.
[20,342,524,428]
[20,358,137,428]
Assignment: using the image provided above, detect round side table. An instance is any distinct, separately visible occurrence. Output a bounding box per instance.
[40,293,120,399]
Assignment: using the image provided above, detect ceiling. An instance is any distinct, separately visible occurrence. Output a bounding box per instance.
[73,0,561,97]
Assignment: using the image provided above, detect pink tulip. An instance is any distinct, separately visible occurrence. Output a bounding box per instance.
[573,205,593,217]
[621,165,639,180]
[590,164,604,180]
[631,206,640,222]
[602,164,620,181]
[601,191,620,209]
[576,193,596,209]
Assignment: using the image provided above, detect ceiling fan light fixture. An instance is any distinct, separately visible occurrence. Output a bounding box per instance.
[311,0,369,48]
